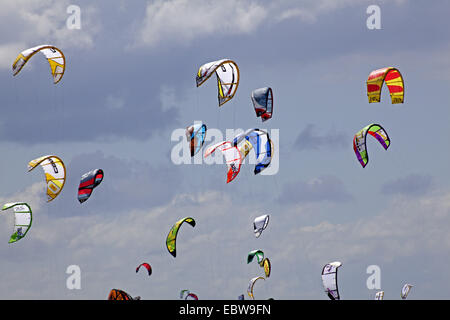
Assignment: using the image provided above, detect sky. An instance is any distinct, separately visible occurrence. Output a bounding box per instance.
[0,0,449,300]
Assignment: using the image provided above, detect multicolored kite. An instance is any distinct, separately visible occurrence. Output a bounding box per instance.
[186,123,207,157]
[78,169,104,203]
[353,124,390,168]
[366,67,404,104]
[166,217,196,258]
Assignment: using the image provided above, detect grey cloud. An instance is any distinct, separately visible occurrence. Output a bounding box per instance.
[381,174,434,196]
[294,124,348,151]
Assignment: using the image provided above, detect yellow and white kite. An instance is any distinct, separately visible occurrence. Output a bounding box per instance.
[28,155,66,202]
[12,45,66,84]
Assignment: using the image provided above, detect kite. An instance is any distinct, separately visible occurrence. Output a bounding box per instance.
[321,261,342,300]
[375,291,384,300]
[180,290,190,299]
[107,289,140,300]
[401,284,413,299]
[1,202,32,244]
[78,169,104,203]
[204,141,242,183]
[196,59,240,106]
[253,214,270,238]
[12,45,65,84]
[186,123,207,157]
[251,87,273,122]
[247,276,265,300]
[367,67,404,104]
[232,129,272,175]
[136,263,152,276]
[247,250,265,265]
[261,258,271,278]
[353,124,390,168]
[186,293,199,300]
[166,217,196,257]
[28,155,66,202]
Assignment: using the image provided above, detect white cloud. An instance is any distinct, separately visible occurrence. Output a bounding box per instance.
[134,0,268,48]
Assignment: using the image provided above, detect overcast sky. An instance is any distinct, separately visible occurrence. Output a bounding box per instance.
[0,0,449,300]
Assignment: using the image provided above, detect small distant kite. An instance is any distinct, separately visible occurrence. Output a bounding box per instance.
[401,284,413,299]
[366,67,404,104]
[321,261,342,300]
[262,258,271,278]
[247,276,265,300]
[247,250,265,265]
[375,291,384,300]
[107,289,140,300]
[186,293,199,300]
[136,263,152,276]
[253,214,270,238]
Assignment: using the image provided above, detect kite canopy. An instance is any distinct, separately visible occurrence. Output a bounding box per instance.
[28,155,66,202]
[366,67,404,104]
[180,289,190,299]
[136,262,152,276]
[262,258,271,278]
[247,249,265,265]
[251,87,273,122]
[353,124,390,168]
[321,261,342,300]
[12,45,65,84]
[232,129,272,175]
[166,217,196,257]
[204,141,242,183]
[186,123,207,157]
[196,59,240,106]
[247,276,265,300]
[107,289,134,300]
[375,291,384,300]
[1,202,32,243]
[401,284,413,299]
[253,214,270,238]
[78,169,104,203]
[185,293,199,300]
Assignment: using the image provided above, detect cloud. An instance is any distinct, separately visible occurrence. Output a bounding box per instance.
[278,175,354,204]
[381,174,435,196]
[133,0,268,48]
[294,124,348,151]
[0,0,99,70]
